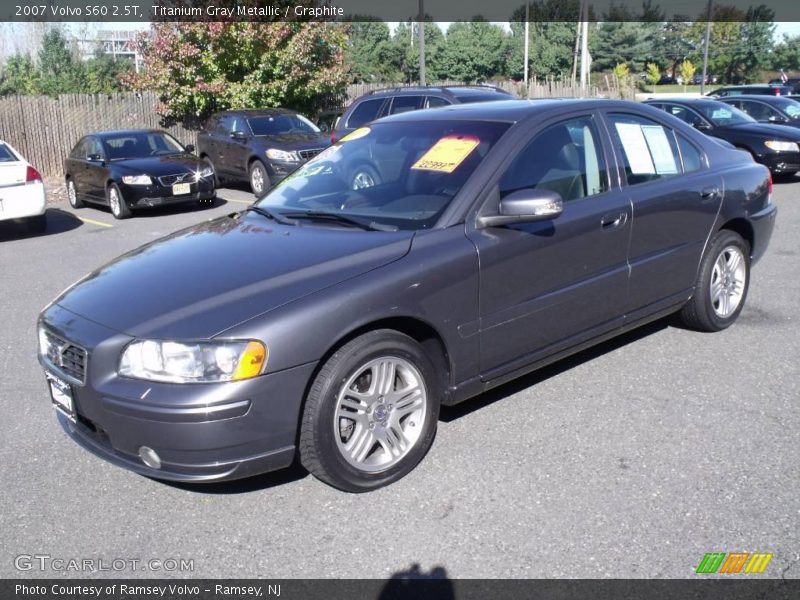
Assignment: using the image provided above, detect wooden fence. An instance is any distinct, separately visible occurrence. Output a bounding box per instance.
[0,78,628,178]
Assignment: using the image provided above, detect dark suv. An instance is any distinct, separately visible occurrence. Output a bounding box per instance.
[197,109,331,196]
[333,85,514,143]
[707,84,795,98]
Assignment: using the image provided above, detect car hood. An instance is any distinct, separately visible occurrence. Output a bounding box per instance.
[55,213,414,339]
[722,122,800,140]
[253,133,330,150]
[111,154,203,176]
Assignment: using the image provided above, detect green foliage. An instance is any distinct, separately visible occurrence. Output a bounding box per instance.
[126,22,348,124]
[594,21,661,73]
[440,21,507,83]
[85,51,134,94]
[0,54,39,96]
[613,63,630,79]
[771,34,800,70]
[346,20,402,82]
[36,29,86,96]
[678,59,697,86]
[646,62,661,87]
[391,21,448,83]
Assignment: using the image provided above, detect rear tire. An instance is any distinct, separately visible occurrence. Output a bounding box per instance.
[107,183,131,219]
[678,230,750,332]
[299,330,440,493]
[66,179,83,208]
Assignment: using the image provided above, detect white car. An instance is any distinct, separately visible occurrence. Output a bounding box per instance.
[0,140,46,233]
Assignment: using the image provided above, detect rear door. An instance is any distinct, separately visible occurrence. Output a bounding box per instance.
[601,111,722,319]
[0,142,28,217]
[467,112,632,377]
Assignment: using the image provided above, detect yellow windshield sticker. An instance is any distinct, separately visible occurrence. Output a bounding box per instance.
[411,135,480,173]
[340,127,371,142]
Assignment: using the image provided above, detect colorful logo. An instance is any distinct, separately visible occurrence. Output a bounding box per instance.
[696,552,773,574]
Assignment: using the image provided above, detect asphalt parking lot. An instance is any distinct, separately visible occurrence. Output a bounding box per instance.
[1,179,798,580]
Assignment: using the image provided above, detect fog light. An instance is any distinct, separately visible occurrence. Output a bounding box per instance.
[138,446,161,469]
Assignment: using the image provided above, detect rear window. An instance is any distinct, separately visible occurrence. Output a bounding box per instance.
[0,143,18,162]
[388,96,424,115]
[346,99,385,129]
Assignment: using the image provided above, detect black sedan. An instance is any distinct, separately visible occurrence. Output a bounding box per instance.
[719,95,800,129]
[64,130,216,219]
[645,98,800,176]
[39,100,776,492]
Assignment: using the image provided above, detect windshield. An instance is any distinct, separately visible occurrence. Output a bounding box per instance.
[697,103,755,126]
[255,120,511,231]
[247,114,320,136]
[102,132,185,160]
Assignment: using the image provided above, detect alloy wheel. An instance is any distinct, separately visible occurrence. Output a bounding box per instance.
[710,245,747,318]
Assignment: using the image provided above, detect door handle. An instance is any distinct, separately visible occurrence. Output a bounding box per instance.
[601,212,627,230]
[701,186,720,200]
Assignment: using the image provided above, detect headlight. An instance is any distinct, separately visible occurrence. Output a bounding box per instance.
[266,148,299,162]
[119,339,267,383]
[121,175,153,185]
[764,140,799,152]
[198,166,214,179]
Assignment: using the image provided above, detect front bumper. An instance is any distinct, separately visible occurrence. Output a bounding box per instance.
[39,304,316,483]
[120,178,216,209]
[756,151,800,174]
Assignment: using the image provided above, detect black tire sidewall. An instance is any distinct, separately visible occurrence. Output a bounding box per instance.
[695,231,751,330]
[107,183,129,219]
[66,179,81,208]
[249,161,269,197]
[304,332,440,492]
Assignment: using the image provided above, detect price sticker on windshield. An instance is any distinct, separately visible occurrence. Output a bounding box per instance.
[340,127,371,142]
[412,135,480,173]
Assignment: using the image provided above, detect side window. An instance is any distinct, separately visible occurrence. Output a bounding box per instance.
[426,96,450,109]
[230,117,242,134]
[345,99,385,128]
[739,102,774,121]
[71,138,88,159]
[218,116,236,134]
[676,134,704,173]
[388,95,424,115]
[87,138,104,158]
[664,104,706,128]
[608,113,682,185]
[499,116,609,202]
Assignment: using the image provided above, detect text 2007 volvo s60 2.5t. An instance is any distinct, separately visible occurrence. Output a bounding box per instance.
[38,100,777,492]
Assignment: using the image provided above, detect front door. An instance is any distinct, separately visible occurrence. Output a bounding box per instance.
[467,114,632,377]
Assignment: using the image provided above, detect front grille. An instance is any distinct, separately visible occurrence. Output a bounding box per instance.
[298,148,325,162]
[157,172,194,186]
[43,329,87,384]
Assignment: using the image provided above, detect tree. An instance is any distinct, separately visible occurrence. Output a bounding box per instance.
[440,20,507,83]
[346,20,402,83]
[0,54,39,96]
[771,34,800,71]
[391,21,447,83]
[37,28,86,96]
[651,19,695,77]
[646,62,661,90]
[678,59,697,89]
[594,21,661,73]
[85,50,133,94]
[125,22,348,124]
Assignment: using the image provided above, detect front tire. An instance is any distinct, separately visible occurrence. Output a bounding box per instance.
[249,160,270,197]
[299,330,440,492]
[66,178,83,208]
[107,183,131,219]
[678,230,750,332]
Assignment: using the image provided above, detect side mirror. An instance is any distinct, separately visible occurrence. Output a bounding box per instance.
[87,153,104,164]
[694,121,712,131]
[477,188,564,228]
[230,131,247,140]
[184,143,196,153]
[767,115,787,123]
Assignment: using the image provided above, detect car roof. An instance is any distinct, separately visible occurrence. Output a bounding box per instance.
[644,98,727,109]
[212,108,297,117]
[375,98,646,125]
[719,95,793,104]
[93,129,165,139]
[363,85,511,98]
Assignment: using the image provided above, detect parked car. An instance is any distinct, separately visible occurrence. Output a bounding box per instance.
[657,74,682,85]
[196,109,331,196]
[719,96,800,129]
[38,99,777,492]
[707,84,795,98]
[64,130,215,220]
[332,85,514,144]
[767,77,800,92]
[645,98,800,176]
[691,74,718,85]
[0,140,46,233]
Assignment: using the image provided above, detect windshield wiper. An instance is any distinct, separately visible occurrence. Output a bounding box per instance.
[245,205,298,226]
[281,211,398,232]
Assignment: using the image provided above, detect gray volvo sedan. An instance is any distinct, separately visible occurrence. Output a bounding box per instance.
[38,100,777,492]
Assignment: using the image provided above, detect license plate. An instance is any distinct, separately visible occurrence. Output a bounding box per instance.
[172,183,191,195]
[46,372,75,420]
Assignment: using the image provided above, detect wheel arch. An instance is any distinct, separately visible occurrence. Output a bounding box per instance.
[718,217,754,256]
